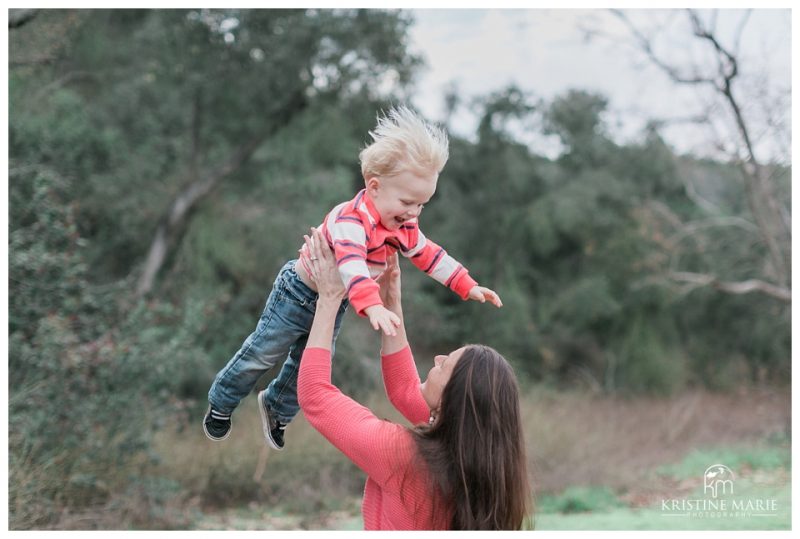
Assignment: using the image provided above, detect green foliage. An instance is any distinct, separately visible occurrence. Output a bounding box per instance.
[617,316,688,394]
[8,7,790,529]
[538,486,625,514]
[7,167,215,528]
[544,89,614,170]
[656,443,791,481]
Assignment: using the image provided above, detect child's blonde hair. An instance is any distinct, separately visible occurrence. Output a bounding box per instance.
[359,106,449,181]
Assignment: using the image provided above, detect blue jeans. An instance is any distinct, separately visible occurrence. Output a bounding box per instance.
[208,259,349,424]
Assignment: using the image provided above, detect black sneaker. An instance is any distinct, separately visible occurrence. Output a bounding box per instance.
[257,389,286,451]
[203,406,232,441]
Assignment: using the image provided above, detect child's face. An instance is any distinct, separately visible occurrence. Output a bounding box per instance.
[366,170,437,231]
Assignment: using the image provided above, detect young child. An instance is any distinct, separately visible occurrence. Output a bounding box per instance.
[204,106,502,449]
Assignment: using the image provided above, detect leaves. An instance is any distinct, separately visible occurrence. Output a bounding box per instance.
[7,9,789,526]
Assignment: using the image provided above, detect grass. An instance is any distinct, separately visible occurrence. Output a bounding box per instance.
[656,441,790,480]
[145,386,790,530]
[535,486,790,530]
[521,385,790,493]
[186,440,791,531]
[535,441,791,530]
[537,486,627,514]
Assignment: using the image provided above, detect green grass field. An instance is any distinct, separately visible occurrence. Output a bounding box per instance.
[534,442,791,531]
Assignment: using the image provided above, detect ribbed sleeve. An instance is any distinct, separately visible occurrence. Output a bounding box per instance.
[405,233,478,299]
[297,347,409,486]
[297,346,450,530]
[380,346,430,426]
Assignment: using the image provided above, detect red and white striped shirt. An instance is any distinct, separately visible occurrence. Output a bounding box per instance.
[300,189,477,315]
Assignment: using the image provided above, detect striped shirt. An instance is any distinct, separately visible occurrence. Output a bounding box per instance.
[299,189,477,315]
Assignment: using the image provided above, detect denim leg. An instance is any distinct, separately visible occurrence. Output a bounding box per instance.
[208,261,316,414]
[264,299,349,424]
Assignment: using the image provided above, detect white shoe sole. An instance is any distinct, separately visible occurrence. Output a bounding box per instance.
[257,389,284,451]
[203,406,231,442]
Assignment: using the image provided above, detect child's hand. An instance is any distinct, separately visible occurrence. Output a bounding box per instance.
[364,304,401,336]
[468,286,503,308]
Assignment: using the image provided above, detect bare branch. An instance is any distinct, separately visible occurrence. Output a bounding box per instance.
[668,216,759,247]
[33,71,96,101]
[9,56,57,68]
[708,9,718,35]
[679,167,723,215]
[669,271,790,302]
[644,200,684,231]
[9,9,38,29]
[732,9,753,57]
[611,9,715,86]
[617,8,790,289]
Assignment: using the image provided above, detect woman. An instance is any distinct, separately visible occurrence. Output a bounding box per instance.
[297,227,532,530]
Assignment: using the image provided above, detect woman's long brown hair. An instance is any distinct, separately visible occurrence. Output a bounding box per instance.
[411,344,533,529]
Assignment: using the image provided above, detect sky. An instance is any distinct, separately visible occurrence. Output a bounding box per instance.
[405,8,792,161]
[3,6,791,161]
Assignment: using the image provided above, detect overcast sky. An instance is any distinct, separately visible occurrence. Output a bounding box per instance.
[405,8,792,161]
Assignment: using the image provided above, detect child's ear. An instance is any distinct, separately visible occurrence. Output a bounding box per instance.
[366,176,380,195]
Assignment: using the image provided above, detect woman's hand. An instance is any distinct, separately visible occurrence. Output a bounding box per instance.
[302,227,346,303]
[376,252,408,355]
[376,252,401,311]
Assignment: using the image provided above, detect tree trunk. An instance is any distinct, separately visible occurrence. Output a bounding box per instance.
[135,90,308,297]
[9,9,38,29]
[135,135,266,297]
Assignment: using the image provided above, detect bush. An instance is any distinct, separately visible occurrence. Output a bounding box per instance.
[538,486,625,514]
[8,168,215,528]
[616,316,688,395]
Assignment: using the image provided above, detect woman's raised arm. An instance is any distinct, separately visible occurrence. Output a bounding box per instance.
[376,253,408,355]
[297,228,410,486]
[377,254,429,426]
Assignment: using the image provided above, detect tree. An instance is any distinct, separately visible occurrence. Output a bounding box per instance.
[8,10,423,525]
[11,9,420,296]
[128,9,420,295]
[606,9,790,303]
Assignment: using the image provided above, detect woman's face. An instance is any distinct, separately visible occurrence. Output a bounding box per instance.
[420,346,466,411]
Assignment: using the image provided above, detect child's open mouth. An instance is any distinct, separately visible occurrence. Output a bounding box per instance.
[394,216,406,225]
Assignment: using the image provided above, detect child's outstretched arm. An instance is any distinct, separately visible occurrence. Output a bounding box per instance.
[402,228,502,308]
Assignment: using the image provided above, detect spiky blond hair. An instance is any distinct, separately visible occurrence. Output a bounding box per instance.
[359,106,449,181]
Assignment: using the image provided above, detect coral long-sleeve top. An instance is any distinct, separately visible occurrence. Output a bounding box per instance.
[298,189,477,315]
[297,345,450,530]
